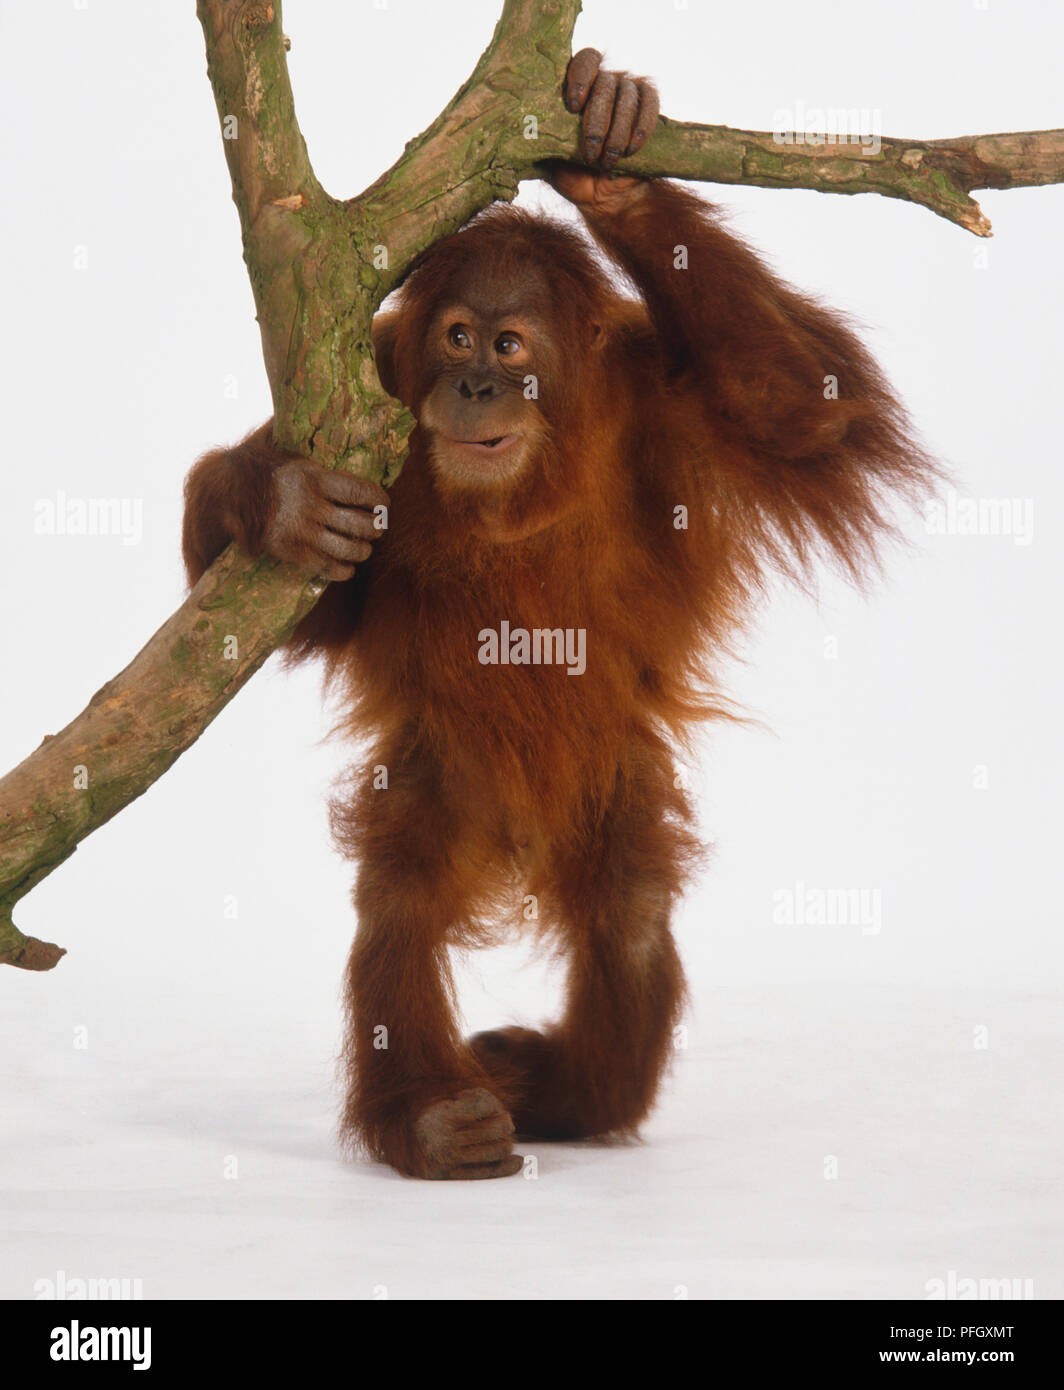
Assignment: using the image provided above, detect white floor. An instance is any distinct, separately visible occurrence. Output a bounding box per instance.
[4,956,1059,1300]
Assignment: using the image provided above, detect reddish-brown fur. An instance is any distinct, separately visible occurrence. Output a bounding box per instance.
[183,177,934,1179]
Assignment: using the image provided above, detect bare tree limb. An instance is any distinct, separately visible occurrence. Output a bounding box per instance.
[3,0,1062,968]
[625,122,1064,237]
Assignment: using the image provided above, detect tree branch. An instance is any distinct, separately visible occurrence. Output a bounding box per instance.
[3,0,1062,967]
[623,121,1064,237]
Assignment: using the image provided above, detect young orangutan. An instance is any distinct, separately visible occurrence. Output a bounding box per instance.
[183,49,933,1179]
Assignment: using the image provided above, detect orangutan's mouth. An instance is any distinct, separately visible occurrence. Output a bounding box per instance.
[448,434,519,453]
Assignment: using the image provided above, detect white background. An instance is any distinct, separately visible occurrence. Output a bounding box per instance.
[1,0,1061,1300]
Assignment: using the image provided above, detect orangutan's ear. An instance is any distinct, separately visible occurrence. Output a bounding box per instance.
[371,310,402,398]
